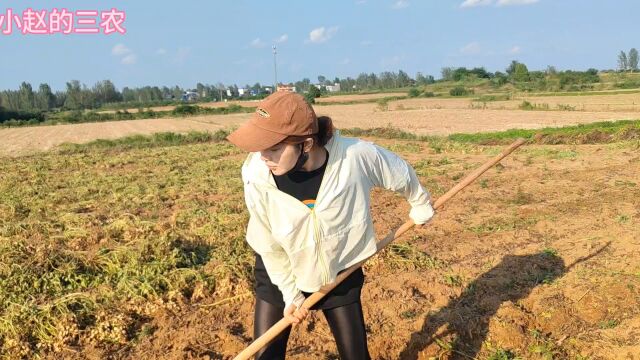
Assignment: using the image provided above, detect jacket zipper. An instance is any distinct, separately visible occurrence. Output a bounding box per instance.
[264,143,335,285]
[311,209,330,285]
[310,147,332,285]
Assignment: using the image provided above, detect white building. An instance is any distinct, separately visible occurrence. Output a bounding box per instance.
[325,83,341,92]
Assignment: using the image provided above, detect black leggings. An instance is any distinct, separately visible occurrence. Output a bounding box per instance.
[253,297,371,360]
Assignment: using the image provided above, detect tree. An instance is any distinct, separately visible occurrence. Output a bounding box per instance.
[629,48,639,71]
[37,83,55,110]
[397,70,411,87]
[441,67,453,81]
[304,84,322,104]
[505,61,530,82]
[196,82,206,98]
[618,51,629,71]
[64,80,82,109]
[19,82,35,110]
[317,75,326,85]
[470,67,492,79]
[513,63,530,82]
[93,80,120,105]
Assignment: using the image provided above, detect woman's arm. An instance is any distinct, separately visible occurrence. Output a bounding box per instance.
[361,141,435,225]
[244,185,306,312]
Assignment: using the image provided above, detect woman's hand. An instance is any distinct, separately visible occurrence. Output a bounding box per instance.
[283,304,309,324]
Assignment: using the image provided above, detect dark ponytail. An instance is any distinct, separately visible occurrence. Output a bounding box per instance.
[316,116,334,146]
[282,115,334,147]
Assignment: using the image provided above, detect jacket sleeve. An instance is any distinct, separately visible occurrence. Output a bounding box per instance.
[243,181,306,311]
[362,142,435,225]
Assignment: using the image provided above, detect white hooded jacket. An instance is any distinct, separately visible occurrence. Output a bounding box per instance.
[241,130,435,311]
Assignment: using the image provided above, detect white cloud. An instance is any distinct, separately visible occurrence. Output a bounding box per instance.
[112,44,136,65]
[356,0,367,4]
[121,54,137,65]
[156,48,167,55]
[460,0,538,7]
[341,58,351,65]
[307,26,338,44]
[460,42,482,55]
[392,0,409,9]
[360,40,373,46]
[509,45,522,54]
[250,38,266,48]
[274,34,288,43]
[497,0,539,5]
[111,43,131,56]
[460,0,492,7]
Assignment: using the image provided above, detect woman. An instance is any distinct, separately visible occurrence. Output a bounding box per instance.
[226,91,434,359]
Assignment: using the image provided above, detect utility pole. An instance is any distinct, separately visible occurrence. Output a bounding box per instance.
[273,45,278,92]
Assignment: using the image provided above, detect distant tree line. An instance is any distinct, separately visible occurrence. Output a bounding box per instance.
[0,80,275,113]
[2,56,639,125]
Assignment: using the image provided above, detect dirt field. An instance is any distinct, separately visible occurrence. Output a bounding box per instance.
[96,92,407,114]
[314,92,407,103]
[123,139,640,359]
[2,93,639,157]
[96,100,261,114]
[1,111,639,359]
[0,117,239,156]
[395,92,640,112]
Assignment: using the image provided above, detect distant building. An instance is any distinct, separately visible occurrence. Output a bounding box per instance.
[182,91,198,101]
[277,84,296,92]
[325,83,341,92]
[312,83,341,92]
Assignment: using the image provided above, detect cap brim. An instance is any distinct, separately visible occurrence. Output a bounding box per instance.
[226,121,288,152]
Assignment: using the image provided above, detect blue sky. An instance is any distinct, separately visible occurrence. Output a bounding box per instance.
[0,0,638,91]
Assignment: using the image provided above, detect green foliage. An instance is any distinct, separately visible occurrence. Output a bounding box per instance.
[57,130,231,154]
[376,98,390,111]
[519,101,549,111]
[408,87,422,98]
[304,85,322,104]
[449,86,473,96]
[557,70,600,89]
[343,119,640,146]
[173,104,200,115]
[0,141,247,356]
[474,94,511,102]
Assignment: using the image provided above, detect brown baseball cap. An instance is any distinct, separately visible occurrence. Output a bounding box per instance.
[226,91,318,152]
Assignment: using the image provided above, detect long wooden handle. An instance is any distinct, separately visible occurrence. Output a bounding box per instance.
[233,138,528,360]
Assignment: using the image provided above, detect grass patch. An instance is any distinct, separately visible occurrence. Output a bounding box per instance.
[382,241,442,270]
[56,130,231,154]
[446,119,640,145]
[314,95,408,107]
[599,319,619,329]
[343,119,640,146]
[442,273,464,287]
[473,93,512,102]
[519,101,550,111]
[0,141,249,357]
[468,216,540,234]
[0,105,254,128]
